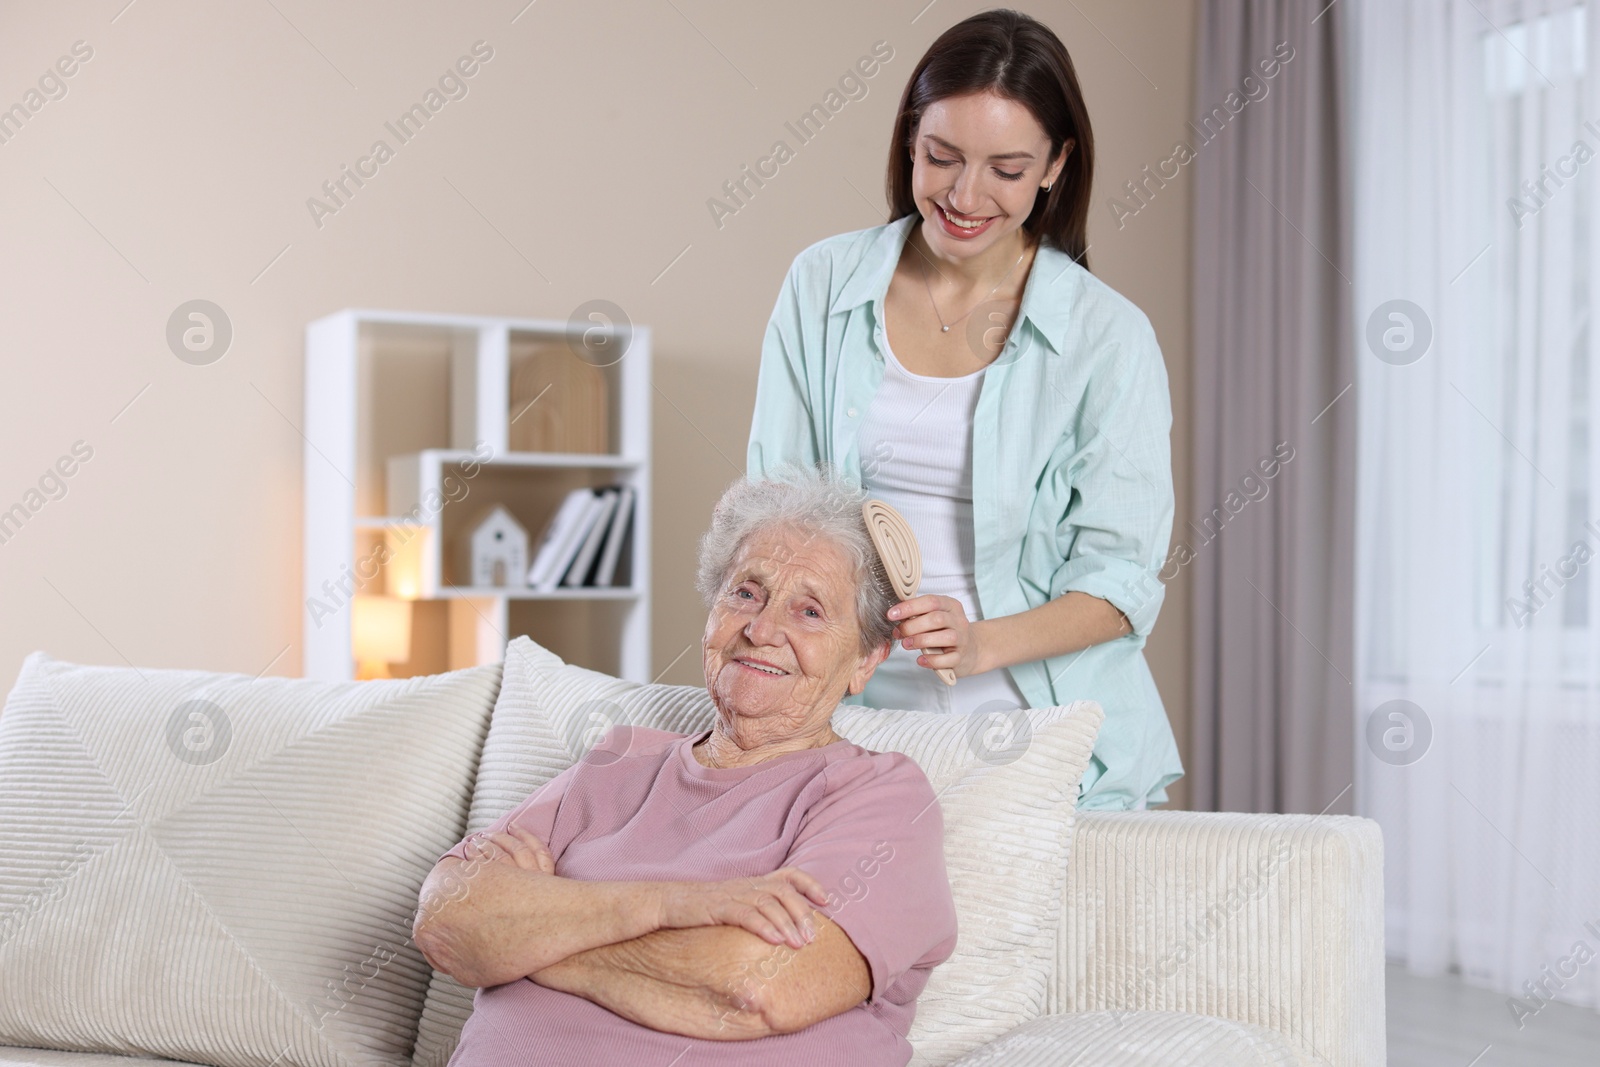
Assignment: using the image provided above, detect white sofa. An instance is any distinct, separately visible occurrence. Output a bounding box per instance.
[0,650,1384,1067]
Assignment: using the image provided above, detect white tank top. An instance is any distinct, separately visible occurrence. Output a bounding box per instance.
[855,336,1030,715]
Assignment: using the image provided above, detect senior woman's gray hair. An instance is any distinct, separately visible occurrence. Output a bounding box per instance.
[695,464,898,653]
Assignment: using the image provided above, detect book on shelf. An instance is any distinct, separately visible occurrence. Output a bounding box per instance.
[593,485,635,587]
[526,489,600,590]
[561,488,620,587]
[527,485,636,591]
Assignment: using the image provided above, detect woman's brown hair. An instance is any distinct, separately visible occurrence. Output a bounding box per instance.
[886,8,1095,269]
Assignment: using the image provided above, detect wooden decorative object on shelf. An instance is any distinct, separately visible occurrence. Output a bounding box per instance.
[509,345,609,453]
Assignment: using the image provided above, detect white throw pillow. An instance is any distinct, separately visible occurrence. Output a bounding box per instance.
[0,651,502,1067]
[411,636,1101,1067]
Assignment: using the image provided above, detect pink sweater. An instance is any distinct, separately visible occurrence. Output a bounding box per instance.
[439,726,958,1066]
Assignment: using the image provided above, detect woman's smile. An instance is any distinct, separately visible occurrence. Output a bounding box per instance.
[934,202,999,239]
[734,656,789,676]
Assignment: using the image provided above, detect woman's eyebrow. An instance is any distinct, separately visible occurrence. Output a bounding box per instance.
[783,574,837,611]
[923,133,1036,162]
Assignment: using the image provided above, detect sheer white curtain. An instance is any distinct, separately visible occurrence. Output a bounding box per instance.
[1352,0,1600,1012]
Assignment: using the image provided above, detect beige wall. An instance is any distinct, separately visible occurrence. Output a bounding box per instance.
[0,1,1195,807]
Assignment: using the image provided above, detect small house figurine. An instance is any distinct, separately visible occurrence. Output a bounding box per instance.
[468,505,529,588]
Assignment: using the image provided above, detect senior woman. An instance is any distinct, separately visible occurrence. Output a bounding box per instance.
[413,465,958,1067]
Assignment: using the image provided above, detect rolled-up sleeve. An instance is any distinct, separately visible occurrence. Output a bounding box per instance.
[747,260,822,479]
[1046,313,1175,639]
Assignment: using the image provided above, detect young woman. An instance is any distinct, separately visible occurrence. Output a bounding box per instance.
[746,9,1182,811]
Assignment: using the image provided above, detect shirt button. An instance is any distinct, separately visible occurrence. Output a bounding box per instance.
[846,407,859,418]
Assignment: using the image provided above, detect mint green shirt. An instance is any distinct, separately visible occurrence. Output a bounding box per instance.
[747,215,1183,810]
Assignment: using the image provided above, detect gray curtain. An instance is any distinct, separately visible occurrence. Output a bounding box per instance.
[1188,0,1355,814]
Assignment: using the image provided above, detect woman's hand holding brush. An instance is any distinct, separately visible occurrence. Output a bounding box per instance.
[886,594,988,683]
[861,499,961,686]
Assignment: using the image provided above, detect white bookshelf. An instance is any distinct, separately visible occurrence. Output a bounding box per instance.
[303,308,651,682]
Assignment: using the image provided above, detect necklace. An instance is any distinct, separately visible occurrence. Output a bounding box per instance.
[919,243,1027,333]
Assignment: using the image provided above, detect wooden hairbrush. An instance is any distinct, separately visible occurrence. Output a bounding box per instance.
[862,498,957,686]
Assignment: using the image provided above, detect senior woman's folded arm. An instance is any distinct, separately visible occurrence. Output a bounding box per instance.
[529,912,871,1040]
[413,844,658,988]
[413,823,830,989]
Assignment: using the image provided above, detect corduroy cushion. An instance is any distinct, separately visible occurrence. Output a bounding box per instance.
[0,1052,211,1067]
[0,652,502,1067]
[942,1011,1322,1066]
[411,636,1102,1067]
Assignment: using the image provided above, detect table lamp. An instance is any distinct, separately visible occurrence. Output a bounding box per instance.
[353,595,412,680]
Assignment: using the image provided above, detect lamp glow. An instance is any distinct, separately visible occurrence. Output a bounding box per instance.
[385,526,426,599]
[353,595,412,680]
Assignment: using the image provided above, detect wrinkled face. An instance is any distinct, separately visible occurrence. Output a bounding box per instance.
[702,524,888,732]
[911,90,1068,258]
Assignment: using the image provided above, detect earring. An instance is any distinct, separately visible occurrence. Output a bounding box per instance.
[1043,181,1053,192]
